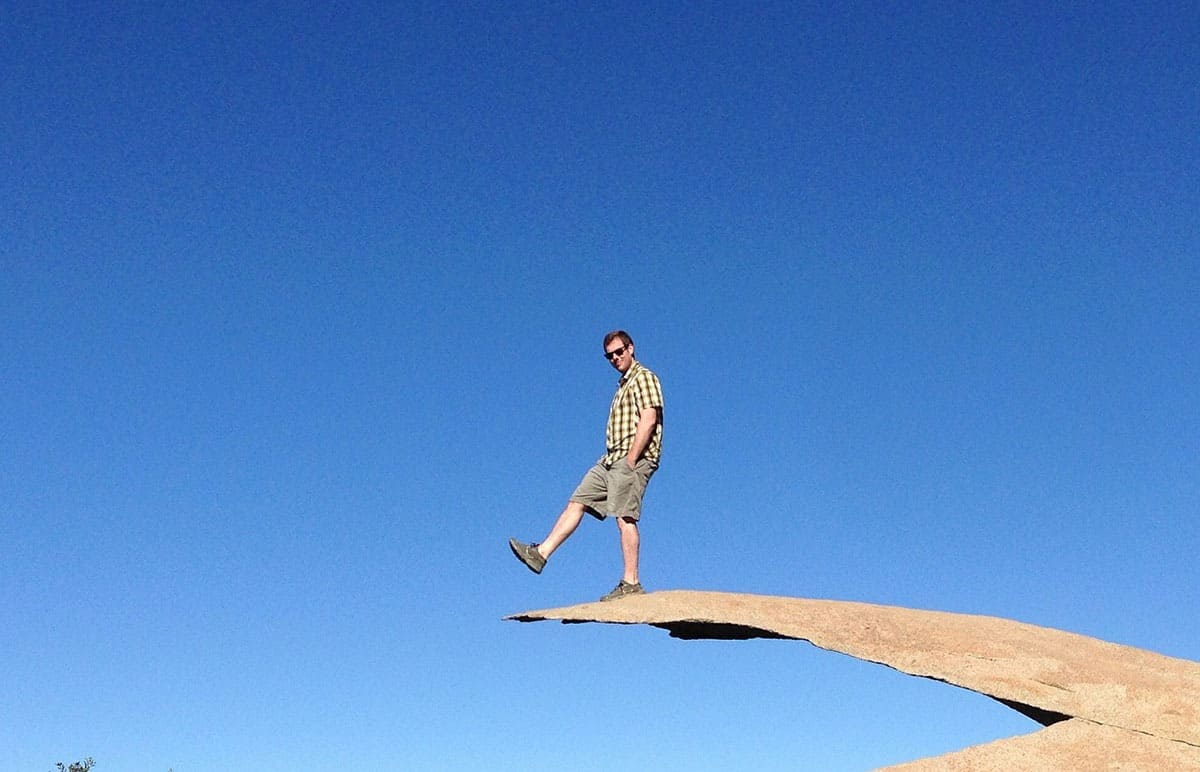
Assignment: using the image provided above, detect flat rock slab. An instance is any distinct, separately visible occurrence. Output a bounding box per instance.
[507,590,1200,769]
[888,718,1200,770]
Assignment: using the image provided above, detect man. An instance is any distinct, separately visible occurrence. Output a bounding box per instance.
[509,330,664,601]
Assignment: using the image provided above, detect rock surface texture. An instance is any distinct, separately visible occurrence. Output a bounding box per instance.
[507,590,1200,769]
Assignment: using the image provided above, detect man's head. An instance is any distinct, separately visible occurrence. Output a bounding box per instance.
[603,330,635,374]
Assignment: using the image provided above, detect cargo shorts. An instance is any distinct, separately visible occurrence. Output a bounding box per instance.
[569,457,658,521]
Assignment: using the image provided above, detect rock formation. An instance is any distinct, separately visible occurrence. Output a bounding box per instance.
[507,590,1200,769]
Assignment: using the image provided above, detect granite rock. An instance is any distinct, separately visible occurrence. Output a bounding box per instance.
[507,590,1200,769]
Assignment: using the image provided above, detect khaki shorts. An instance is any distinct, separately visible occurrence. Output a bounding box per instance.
[570,458,658,521]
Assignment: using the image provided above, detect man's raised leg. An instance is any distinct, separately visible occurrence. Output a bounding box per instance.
[539,501,587,559]
[510,501,587,574]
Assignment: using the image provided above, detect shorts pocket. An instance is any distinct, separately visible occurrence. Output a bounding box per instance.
[613,459,635,475]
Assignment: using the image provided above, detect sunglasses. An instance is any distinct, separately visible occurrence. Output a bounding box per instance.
[604,344,630,360]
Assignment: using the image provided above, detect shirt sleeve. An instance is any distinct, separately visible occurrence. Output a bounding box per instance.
[633,371,664,411]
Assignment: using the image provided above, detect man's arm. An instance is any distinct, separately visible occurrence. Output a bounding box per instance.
[625,406,661,468]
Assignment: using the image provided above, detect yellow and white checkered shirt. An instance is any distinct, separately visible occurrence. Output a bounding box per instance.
[601,360,664,466]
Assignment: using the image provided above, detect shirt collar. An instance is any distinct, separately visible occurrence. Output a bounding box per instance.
[620,359,642,384]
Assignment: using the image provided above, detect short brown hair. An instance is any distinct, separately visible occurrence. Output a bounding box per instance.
[603,330,633,349]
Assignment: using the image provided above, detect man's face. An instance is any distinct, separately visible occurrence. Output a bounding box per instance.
[604,338,634,374]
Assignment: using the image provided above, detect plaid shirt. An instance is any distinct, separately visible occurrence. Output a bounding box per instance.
[601,360,664,466]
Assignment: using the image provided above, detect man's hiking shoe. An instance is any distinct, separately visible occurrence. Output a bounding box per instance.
[509,538,546,574]
[600,580,644,601]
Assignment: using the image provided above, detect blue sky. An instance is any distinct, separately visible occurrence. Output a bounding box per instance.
[3,2,1197,770]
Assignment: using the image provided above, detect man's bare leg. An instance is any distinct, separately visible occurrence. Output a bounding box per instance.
[538,501,586,559]
[616,516,640,584]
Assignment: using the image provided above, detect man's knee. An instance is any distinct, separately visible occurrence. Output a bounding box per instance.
[565,500,598,521]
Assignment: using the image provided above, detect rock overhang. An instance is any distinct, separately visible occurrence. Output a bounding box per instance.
[507,590,1200,768]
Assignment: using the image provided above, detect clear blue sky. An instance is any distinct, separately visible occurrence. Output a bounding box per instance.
[3,2,1197,770]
